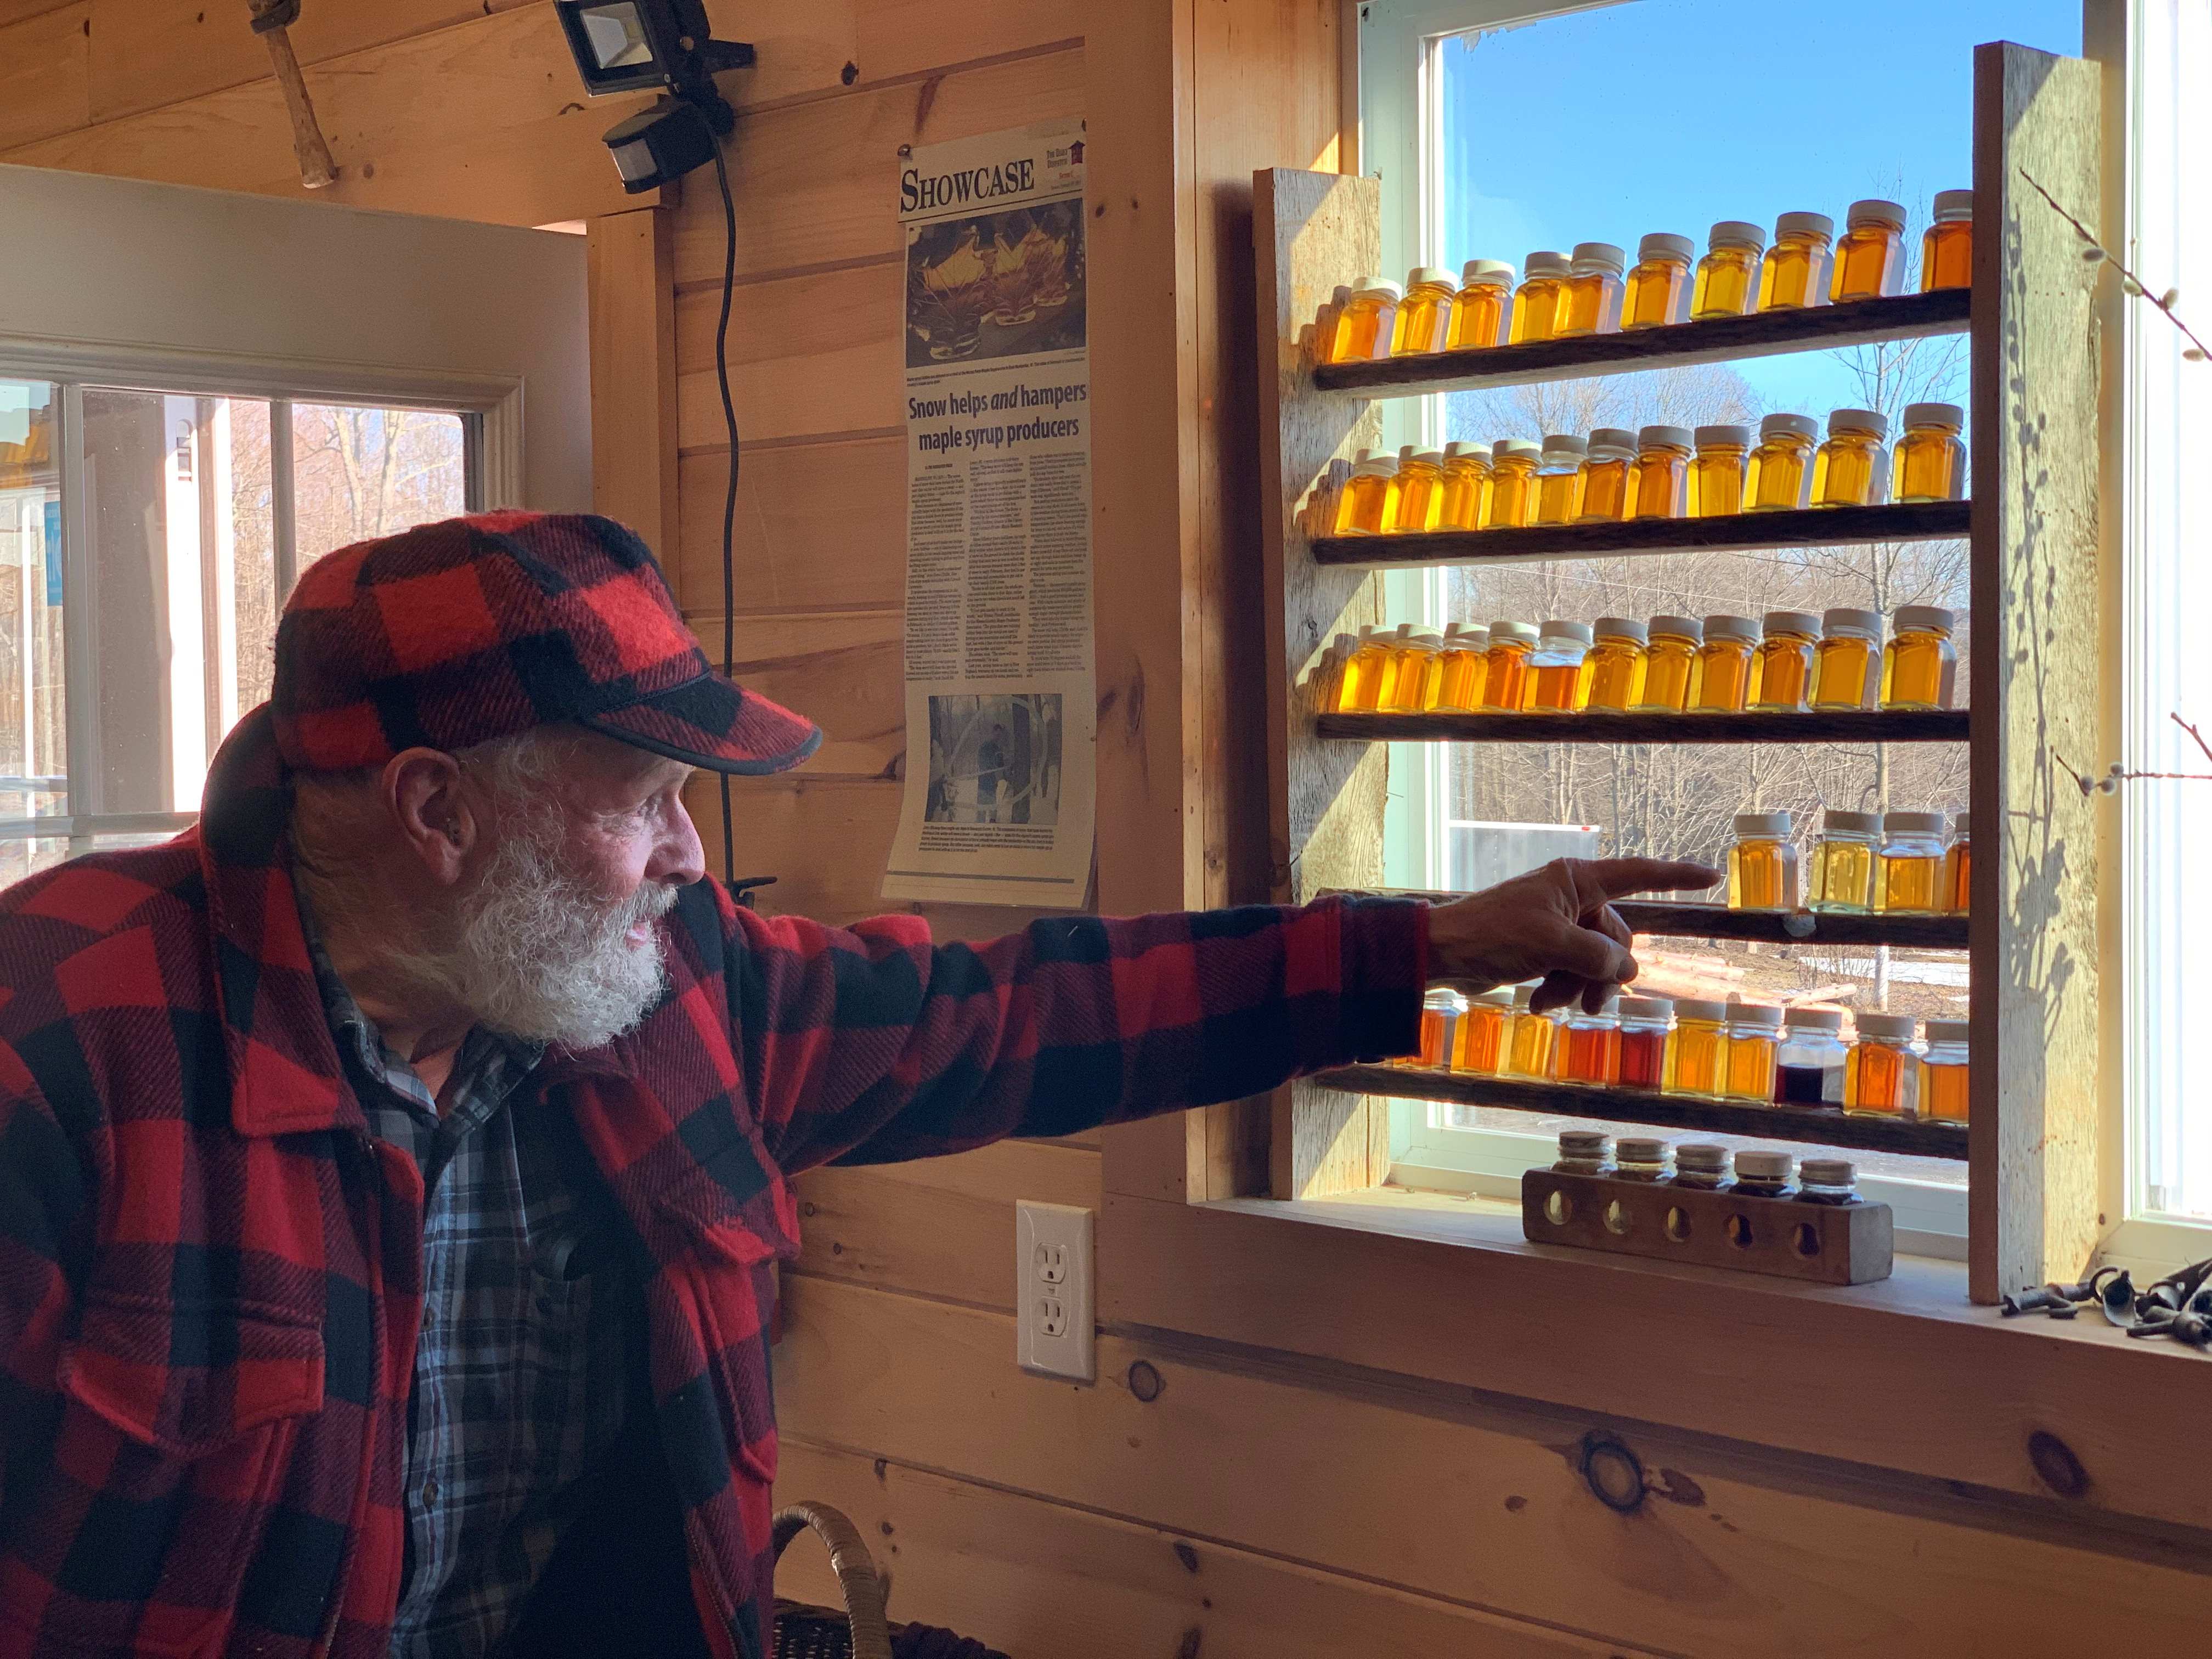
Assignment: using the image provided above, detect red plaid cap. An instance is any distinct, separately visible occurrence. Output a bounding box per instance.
[270,511,821,775]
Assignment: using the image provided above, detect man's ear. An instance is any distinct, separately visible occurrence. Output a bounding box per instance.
[383,748,473,886]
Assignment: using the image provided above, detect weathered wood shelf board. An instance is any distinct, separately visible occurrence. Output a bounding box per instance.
[1317,708,1970,746]
[1318,1064,1970,1159]
[1311,289,1971,398]
[1618,901,1966,949]
[1311,501,1971,569]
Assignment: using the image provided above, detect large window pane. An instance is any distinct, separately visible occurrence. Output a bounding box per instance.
[0,380,64,888]
[291,403,469,568]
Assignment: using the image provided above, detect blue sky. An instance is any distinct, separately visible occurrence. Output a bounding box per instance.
[1440,0,2081,414]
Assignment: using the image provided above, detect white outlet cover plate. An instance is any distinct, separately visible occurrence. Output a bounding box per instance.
[1016,1199,1094,1381]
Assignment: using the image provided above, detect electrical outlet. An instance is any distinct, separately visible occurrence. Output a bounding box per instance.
[1016,1200,1093,1381]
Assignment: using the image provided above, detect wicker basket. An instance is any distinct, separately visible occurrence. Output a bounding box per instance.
[771,1503,894,1659]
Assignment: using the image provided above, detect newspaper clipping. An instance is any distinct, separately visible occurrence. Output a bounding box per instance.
[882,120,1096,906]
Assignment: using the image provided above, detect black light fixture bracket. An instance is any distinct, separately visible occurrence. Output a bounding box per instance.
[556,1,756,188]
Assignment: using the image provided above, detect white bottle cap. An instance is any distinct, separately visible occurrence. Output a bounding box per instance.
[1734,1148,1794,1178]
[1541,619,1595,646]
[1409,449,1446,468]
[1903,402,1964,429]
[1616,1136,1671,1163]
[1488,620,1541,645]
[1822,807,1881,835]
[1493,436,1543,459]
[1425,985,1467,1012]
[1709,221,1767,251]
[1407,265,1455,290]
[1444,439,1493,460]
[1675,1142,1731,1172]
[1452,625,1492,650]
[1618,995,1674,1019]
[1594,617,1649,643]
[1393,623,1418,639]
[1828,407,1890,438]
[1673,998,1729,1023]
[1821,607,1882,638]
[1731,1004,1788,1031]
[1353,276,1404,300]
[1703,613,1763,642]
[1763,610,1822,637]
[1846,198,1906,229]
[1953,810,1970,836]
[1734,809,1793,838]
[1474,986,1517,1007]
[1649,614,1704,642]
[1588,427,1639,455]
[1511,984,1535,1010]
[1558,1128,1612,1158]
[1798,1158,1855,1187]
[1461,258,1516,285]
[1570,241,1626,272]
[1522,251,1571,278]
[1932,189,1973,221]
[1412,633,1446,648]
[1784,1005,1846,1030]
[1855,1011,1918,1041]
[1924,1018,1971,1043]
[1638,232,1696,262]
[1541,433,1589,460]
[1774,211,1836,240]
[1759,411,1820,441]
[1638,425,1695,450]
[1352,455,1396,477]
[1398,443,1422,462]
[1883,810,1948,834]
[1695,424,1752,448]
[1894,604,1956,634]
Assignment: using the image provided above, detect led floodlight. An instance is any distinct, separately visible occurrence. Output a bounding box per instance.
[557,0,754,191]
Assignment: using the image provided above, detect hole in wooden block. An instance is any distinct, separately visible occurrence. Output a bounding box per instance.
[1544,1190,1573,1226]
[1725,1213,1753,1249]
[1664,1206,1691,1243]
[1792,1221,1821,1257]
[1604,1199,1632,1235]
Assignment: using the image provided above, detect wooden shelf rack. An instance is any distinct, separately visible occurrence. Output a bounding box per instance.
[1311,501,1970,569]
[1317,709,1968,746]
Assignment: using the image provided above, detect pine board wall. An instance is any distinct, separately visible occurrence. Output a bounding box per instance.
[9,2,2209,1652]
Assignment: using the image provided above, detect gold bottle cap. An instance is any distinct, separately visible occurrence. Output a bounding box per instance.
[1774,211,1835,240]
[1932,189,1973,221]
[1826,407,1890,438]
[1759,411,1820,441]
[1638,232,1695,262]
[1902,402,1963,430]
[1846,198,1906,228]
[1708,220,1767,251]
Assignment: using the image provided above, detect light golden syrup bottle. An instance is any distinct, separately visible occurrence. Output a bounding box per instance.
[1585,618,1649,712]
[1692,615,1762,712]
[1312,285,1351,362]
[1875,810,1948,913]
[1532,435,1588,526]
[1629,426,1693,519]
[1451,988,1513,1073]
[1844,1013,1922,1116]
[1482,620,1539,711]
[1894,403,1966,502]
[1727,810,1799,909]
[1663,998,1730,1098]
[1485,439,1542,527]
[1504,985,1559,1080]
[1944,810,1971,913]
[1745,413,1819,511]
[1921,189,1973,292]
[1576,430,1638,522]
[1434,623,1490,711]
[1831,199,1907,302]
[1689,425,1750,517]
[1811,408,1891,507]
[1438,442,1493,529]
[1622,233,1694,329]
[1313,632,1358,712]
[1690,221,1765,319]
[1509,252,1571,344]
[1636,615,1703,712]
[1756,211,1835,311]
[1720,1003,1786,1102]
[1408,633,1450,712]
[1448,260,1515,350]
[1920,1019,1970,1124]
[1373,624,1423,713]
[1750,610,1820,712]
[1335,452,1397,535]
[1329,276,1402,362]
[1809,808,1880,912]
[1881,605,1959,708]
[1810,607,1883,709]
[1391,447,1447,534]
[1526,620,1594,712]
[1558,242,1626,337]
[1391,266,1458,356]
[1338,626,1392,711]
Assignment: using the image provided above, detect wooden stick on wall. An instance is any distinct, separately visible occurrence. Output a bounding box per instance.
[247,0,339,189]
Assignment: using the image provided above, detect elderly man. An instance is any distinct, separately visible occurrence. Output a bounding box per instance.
[0,513,1709,1659]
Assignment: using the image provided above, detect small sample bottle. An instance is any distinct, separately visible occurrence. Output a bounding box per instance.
[1945,810,1971,914]
[1438,441,1493,529]
[1311,632,1355,713]
[1691,614,1762,713]
[1556,999,1623,1085]
[1510,252,1571,345]
[1391,447,1448,534]
[1730,1148,1795,1198]
[1691,221,1766,319]
[1622,232,1695,330]
[1831,199,1908,302]
[1882,606,1959,710]
[1505,984,1559,1080]
[1414,985,1465,1069]
[1775,1006,1848,1105]
[1672,1142,1733,1190]
[1448,259,1515,350]
[1796,1158,1860,1204]
[1809,808,1880,913]
[1577,429,1639,523]
[1336,625,1390,712]
[1558,242,1627,337]
[1845,1012,1922,1117]
[1367,624,1420,712]
[1876,810,1949,914]
[1585,618,1649,713]
[1664,998,1729,1099]
[1392,266,1457,356]
[1451,986,1513,1073]
[1722,1003,1786,1103]
[1311,284,1352,360]
[1893,403,1966,503]
[1921,189,1973,293]
[1526,620,1595,712]
[1689,425,1751,518]
[1920,1018,1970,1125]
[1379,627,1435,713]
[1811,408,1891,508]
[1810,607,1884,710]
[1486,438,1543,528]
[1617,996,1673,1090]
[1750,610,1821,713]
[1637,616,1704,713]
[1629,426,1694,520]
[1728,810,1800,910]
[1553,1128,1615,1176]
[1533,434,1589,526]
[1615,1137,1673,1182]
[1434,623,1491,712]
[1745,413,1819,512]
[1335,450,1397,535]
[1330,276,1402,362]
[1757,211,1835,311]
[1482,621,1540,712]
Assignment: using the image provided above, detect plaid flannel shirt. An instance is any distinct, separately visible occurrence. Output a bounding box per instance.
[0,706,1427,1659]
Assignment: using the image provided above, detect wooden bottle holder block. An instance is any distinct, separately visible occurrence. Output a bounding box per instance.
[1522,1169,1894,1286]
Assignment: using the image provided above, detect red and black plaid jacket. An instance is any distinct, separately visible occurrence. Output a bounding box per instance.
[0,708,1425,1659]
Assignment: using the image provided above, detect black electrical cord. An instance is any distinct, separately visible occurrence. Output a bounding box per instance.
[710,137,740,887]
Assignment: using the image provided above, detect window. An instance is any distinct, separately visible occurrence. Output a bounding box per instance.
[1359,0,2082,1253]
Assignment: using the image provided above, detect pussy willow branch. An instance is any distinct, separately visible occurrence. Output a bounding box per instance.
[2020,167,2211,362]
[2056,714,2212,797]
